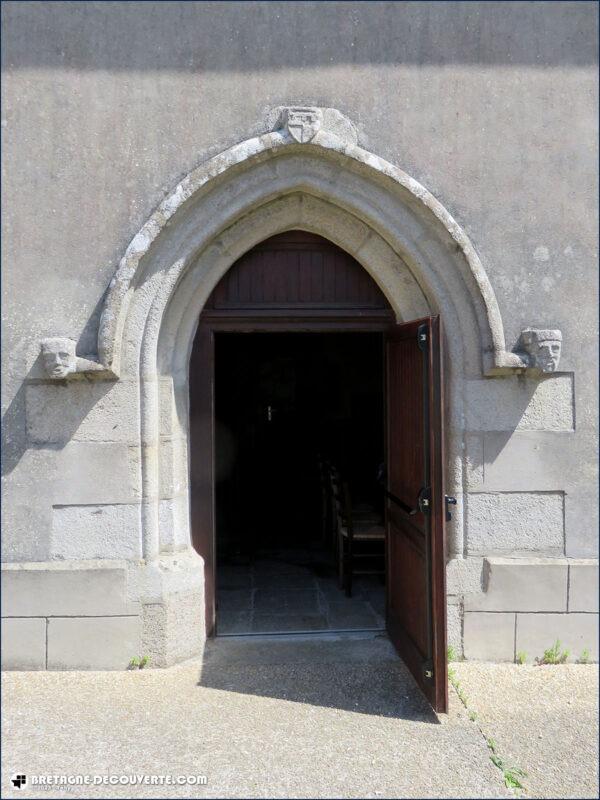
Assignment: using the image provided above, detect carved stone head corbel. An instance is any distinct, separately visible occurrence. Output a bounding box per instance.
[40,337,109,379]
[519,328,562,373]
[40,337,78,379]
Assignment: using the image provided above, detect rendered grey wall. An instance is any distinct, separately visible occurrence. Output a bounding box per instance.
[2,1,598,564]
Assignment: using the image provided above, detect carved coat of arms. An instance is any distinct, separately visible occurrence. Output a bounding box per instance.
[284,107,323,143]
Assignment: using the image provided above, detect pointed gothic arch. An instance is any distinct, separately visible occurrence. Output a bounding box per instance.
[82,109,529,569]
[21,105,573,676]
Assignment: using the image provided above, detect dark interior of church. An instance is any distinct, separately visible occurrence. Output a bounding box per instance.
[214,332,387,634]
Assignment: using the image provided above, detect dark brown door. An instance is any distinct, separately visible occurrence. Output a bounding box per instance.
[190,231,395,637]
[385,316,447,712]
[190,324,216,636]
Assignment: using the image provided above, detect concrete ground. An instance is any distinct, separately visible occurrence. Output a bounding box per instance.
[1,634,597,799]
[452,662,599,800]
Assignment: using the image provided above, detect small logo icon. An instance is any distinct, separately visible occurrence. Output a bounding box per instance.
[11,774,27,789]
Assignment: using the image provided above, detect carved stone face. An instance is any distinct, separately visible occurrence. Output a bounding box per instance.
[534,339,562,372]
[521,329,562,373]
[40,338,77,378]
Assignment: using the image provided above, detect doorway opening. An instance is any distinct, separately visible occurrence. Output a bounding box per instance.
[214,332,386,635]
[189,230,448,710]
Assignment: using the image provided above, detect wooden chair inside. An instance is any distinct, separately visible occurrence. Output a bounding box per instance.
[329,465,385,597]
[320,458,383,557]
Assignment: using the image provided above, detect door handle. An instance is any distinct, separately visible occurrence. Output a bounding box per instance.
[445,495,457,522]
[386,491,417,516]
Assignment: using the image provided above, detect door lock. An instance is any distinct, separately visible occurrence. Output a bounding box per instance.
[444,495,457,522]
[417,486,432,515]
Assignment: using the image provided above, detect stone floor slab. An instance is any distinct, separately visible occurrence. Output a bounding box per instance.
[326,600,381,629]
[217,611,253,635]
[252,613,328,633]
[217,552,386,635]
[253,589,320,615]
[252,572,317,589]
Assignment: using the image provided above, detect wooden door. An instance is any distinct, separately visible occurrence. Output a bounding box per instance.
[190,324,216,636]
[385,316,447,712]
[190,231,394,636]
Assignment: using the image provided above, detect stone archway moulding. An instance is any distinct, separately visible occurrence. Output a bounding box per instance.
[102,106,527,379]
[39,106,561,381]
[37,106,563,567]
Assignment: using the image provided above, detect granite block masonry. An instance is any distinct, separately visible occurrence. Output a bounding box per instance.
[2,2,597,669]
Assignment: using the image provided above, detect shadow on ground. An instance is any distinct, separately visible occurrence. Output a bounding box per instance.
[197,633,439,723]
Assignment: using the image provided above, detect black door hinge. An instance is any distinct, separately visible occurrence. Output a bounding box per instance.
[418,486,432,515]
[422,659,434,681]
[417,323,428,351]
